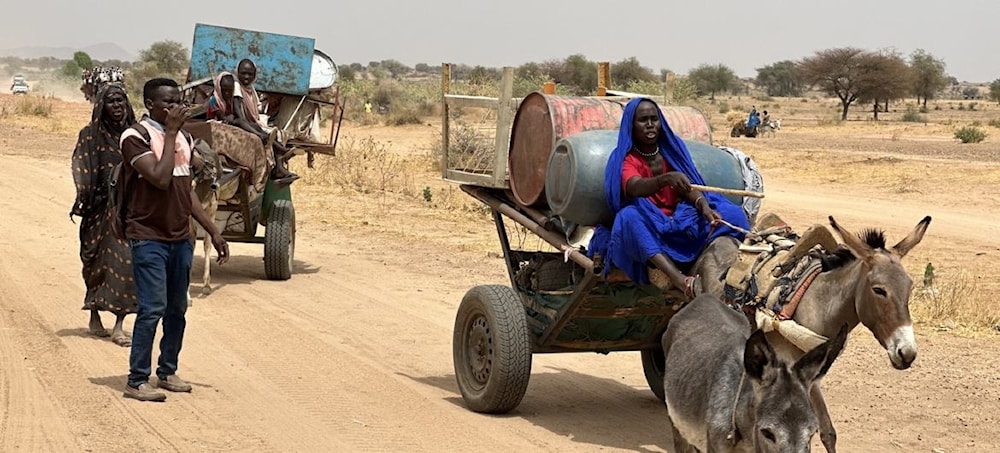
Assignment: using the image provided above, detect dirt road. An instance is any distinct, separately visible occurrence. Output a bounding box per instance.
[1,143,999,452]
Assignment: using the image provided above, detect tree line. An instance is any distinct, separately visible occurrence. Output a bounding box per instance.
[345,48,995,121]
[8,42,1000,121]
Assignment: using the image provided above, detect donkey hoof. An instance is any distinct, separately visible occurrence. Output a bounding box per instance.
[202,285,212,296]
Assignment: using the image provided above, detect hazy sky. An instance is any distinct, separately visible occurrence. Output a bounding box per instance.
[4,0,998,82]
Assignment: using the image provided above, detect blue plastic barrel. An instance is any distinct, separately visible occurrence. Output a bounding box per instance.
[545,129,747,226]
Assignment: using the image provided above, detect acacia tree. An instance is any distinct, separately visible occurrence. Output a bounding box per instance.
[755,60,802,97]
[798,47,870,120]
[611,56,657,87]
[989,78,1000,104]
[856,51,913,120]
[687,63,737,100]
[909,49,947,109]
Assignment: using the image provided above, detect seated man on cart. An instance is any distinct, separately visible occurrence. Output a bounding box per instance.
[230,58,299,185]
[588,97,750,300]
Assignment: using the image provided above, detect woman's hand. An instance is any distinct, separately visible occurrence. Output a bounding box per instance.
[655,171,691,195]
[694,195,722,226]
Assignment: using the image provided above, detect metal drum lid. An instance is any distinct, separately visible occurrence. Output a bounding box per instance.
[309,49,338,89]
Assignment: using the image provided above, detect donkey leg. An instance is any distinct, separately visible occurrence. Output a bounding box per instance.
[667,415,698,453]
[810,384,837,453]
[202,234,212,295]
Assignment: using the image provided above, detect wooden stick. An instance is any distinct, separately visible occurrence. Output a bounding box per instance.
[691,184,765,198]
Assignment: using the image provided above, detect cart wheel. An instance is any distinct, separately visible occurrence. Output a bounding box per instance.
[641,348,666,402]
[453,285,532,414]
[264,199,295,280]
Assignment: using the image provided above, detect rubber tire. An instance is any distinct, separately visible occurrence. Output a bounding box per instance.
[264,199,294,280]
[641,348,666,402]
[453,285,533,414]
[535,260,575,291]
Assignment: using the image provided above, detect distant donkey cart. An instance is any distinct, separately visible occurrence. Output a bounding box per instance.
[177,23,346,293]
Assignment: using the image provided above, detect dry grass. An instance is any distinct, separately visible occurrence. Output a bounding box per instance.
[911,270,1000,334]
[4,86,1000,334]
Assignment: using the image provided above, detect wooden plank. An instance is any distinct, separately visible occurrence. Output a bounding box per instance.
[444,94,499,110]
[444,169,499,187]
[597,61,610,96]
[493,67,514,187]
[546,338,658,352]
[574,306,679,318]
[538,275,598,346]
[440,63,451,179]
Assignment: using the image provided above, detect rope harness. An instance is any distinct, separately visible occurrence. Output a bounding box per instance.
[723,214,840,351]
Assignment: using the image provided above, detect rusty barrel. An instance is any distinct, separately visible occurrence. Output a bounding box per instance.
[546,129,746,226]
[508,92,712,207]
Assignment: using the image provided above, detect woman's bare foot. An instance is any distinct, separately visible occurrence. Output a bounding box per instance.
[110,315,131,347]
[110,332,132,347]
[88,311,110,337]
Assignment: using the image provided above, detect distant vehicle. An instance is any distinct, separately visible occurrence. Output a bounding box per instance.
[11,75,29,95]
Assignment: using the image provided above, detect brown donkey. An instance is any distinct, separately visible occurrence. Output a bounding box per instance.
[760,215,932,453]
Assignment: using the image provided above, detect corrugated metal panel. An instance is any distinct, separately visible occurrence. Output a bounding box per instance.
[189,23,315,95]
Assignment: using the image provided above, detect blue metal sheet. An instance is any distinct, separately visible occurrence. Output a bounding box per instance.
[189,23,315,95]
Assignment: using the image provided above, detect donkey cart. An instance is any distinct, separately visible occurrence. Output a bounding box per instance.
[180,23,344,283]
[441,71,764,413]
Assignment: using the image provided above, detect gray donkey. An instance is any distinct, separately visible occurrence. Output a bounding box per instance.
[662,294,848,453]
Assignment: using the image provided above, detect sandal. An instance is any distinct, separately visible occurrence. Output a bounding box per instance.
[683,275,702,300]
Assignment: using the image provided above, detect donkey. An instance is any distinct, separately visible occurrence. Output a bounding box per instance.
[690,215,930,453]
[663,294,849,453]
[190,139,222,296]
[758,119,781,138]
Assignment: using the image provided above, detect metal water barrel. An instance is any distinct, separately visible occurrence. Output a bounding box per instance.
[508,92,712,207]
[545,129,745,226]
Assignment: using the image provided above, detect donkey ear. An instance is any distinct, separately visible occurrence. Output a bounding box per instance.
[892,216,932,258]
[744,329,776,380]
[829,216,872,260]
[795,323,849,382]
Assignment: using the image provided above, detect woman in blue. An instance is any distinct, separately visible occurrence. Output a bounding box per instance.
[589,98,750,299]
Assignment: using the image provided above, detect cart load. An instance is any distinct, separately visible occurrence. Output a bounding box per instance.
[545,129,751,227]
[507,92,712,207]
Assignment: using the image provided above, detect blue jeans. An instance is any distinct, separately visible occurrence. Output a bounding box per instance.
[128,239,193,388]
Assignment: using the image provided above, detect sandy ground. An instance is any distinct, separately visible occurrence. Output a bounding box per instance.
[1,94,999,452]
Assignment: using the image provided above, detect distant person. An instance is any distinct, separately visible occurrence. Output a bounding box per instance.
[119,78,229,402]
[364,100,373,114]
[747,105,760,131]
[233,59,298,185]
[70,83,138,347]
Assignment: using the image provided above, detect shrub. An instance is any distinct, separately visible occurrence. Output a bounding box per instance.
[988,118,1000,128]
[954,126,986,143]
[901,106,926,123]
[13,96,53,117]
[384,109,423,126]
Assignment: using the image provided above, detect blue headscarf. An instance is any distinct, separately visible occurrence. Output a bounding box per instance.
[604,97,707,212]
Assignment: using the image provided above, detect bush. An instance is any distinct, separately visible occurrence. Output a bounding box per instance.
[717,101,730,114]
[12,96,52,117]
[988,118,1000,128]
[901,106,927,123]
[384,109,423,126]
[954,126,987,143]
